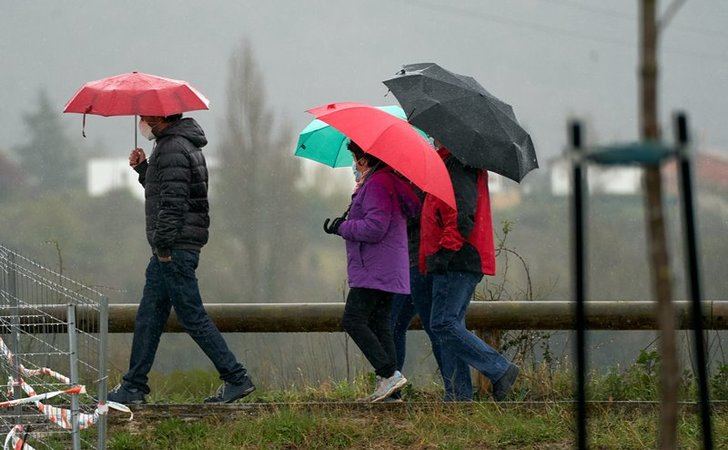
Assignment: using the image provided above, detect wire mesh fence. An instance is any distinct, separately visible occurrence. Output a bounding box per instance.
[0,244,109,450]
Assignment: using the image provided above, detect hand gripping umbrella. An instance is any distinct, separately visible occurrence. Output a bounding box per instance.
[63,71,210,147]
[384,62,538,182]
[306,102,456,210]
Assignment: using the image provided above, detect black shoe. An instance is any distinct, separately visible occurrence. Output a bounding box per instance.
[204,377,255,404]
[493,364,519,401]
[107,383,147,405]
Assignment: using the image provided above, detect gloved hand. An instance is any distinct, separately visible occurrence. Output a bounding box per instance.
[323,217,345,235]
[426,249,455,273]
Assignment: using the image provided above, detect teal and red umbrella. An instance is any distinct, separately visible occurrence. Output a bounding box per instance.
[299,102,455,210]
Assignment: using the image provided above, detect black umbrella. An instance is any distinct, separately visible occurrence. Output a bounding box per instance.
[383,63,538,182]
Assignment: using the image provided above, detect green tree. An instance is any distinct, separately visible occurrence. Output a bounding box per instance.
[0,150,24,201]
[216,41,307,301]
[14,89,83,191]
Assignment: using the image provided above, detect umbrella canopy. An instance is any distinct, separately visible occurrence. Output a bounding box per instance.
[295,105,429,168]
[383,62,538,182]
[64,71,209,117]
[307,102,456,210]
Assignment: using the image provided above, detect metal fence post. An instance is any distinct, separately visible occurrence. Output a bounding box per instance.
[97,296,109,450]
[8,253,22,425]
[675,111,713,450]
[67,304,81,450]
[570,120,588,450]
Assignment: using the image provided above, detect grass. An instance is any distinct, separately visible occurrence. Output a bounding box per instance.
[106,403,727,449]
[138,351,728,404]
[94,356,728,449]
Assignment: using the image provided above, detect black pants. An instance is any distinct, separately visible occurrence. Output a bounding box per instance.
[342,287,397,378]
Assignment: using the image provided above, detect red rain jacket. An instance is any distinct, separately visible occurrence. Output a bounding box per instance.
[419,149,496,275]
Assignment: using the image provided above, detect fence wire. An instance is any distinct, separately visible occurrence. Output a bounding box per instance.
[0,244,108,450]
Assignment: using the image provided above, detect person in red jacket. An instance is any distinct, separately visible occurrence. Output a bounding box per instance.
[419,142,519,401]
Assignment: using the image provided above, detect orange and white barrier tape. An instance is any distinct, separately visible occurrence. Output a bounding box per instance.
[3,425,36,450]
[0,381,85,410]
[0,336,133,436]
[0,338,70,384]
[17,378,132,430]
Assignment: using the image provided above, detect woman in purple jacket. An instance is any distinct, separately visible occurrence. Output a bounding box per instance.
[324,141,420,402]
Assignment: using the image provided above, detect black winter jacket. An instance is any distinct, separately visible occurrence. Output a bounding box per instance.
[134,118,210,256]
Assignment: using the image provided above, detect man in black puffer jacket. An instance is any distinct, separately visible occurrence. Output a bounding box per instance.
[108,114,254,405]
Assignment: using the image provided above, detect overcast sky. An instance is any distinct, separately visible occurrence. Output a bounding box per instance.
[2,0,727,164]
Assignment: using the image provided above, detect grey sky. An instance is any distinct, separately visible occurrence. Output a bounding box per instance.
[2,0,727,165]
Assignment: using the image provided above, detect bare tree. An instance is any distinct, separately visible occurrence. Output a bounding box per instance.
[217,40,305,301]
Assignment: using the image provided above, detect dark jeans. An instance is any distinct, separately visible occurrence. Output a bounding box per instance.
[391,268,473,400]
[342,287,397,379]
[409,270,473,401]
[122,250,247,393]
[430,271,509,392]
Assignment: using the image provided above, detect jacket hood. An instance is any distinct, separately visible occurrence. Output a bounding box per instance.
[368,168,421,219]
[157,117,208,148]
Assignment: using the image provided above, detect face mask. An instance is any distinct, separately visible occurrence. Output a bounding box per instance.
[139,120,156,141]
[353,157,370,183]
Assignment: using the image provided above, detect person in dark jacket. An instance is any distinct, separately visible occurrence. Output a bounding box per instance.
[419,142,519,401]
[325,141,420,402]
[108,114,254,405]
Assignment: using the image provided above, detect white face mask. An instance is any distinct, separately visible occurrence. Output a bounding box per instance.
[352,161,361,182]
[139,120,156,141]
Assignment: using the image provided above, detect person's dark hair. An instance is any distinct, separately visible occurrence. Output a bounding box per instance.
[164,113,183,123]
[347,140,383,168]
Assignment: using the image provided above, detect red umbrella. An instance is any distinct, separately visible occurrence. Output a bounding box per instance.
[308,102,456,210]
[63,71,209,145]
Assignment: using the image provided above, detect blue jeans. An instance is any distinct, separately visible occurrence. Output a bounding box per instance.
[392,268,473,401]
[122,250,247,393]
[430,271,509,395]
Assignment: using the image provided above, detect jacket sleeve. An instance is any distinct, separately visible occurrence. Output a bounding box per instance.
[438,159,478,251]
[134,160,148,187]
[338,180,393,244]
[152,141,191,251]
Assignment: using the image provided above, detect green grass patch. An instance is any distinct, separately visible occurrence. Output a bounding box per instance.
[108,404,727,449]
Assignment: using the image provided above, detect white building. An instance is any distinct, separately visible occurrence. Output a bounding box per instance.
[87,158,145,200]
[549,157,642,196]
[87,156,219,200]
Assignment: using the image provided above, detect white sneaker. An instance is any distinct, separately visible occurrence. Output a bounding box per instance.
[370,371,407,402]
[356,376,382,402]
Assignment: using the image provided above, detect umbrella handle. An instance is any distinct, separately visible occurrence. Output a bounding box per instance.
[323,218,332,233]
[134,115,138,149]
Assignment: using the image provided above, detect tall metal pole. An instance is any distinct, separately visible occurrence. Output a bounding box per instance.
[640,2,679,448]
[675,112,713,449]
[570,120,587,450]
[67,304,81,450]
[97,296,109,450]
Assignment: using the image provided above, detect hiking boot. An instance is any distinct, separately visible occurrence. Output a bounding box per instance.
[492,364,519,401]
[107,383,147,405]
[370,371,407,403]
[204,376,255,404]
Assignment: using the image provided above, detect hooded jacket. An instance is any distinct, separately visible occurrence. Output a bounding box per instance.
[134,118,210,256]
[419,149,496,275]
[338,167,421,294]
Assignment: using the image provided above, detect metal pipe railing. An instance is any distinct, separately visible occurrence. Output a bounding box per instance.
[2,301,726,333]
